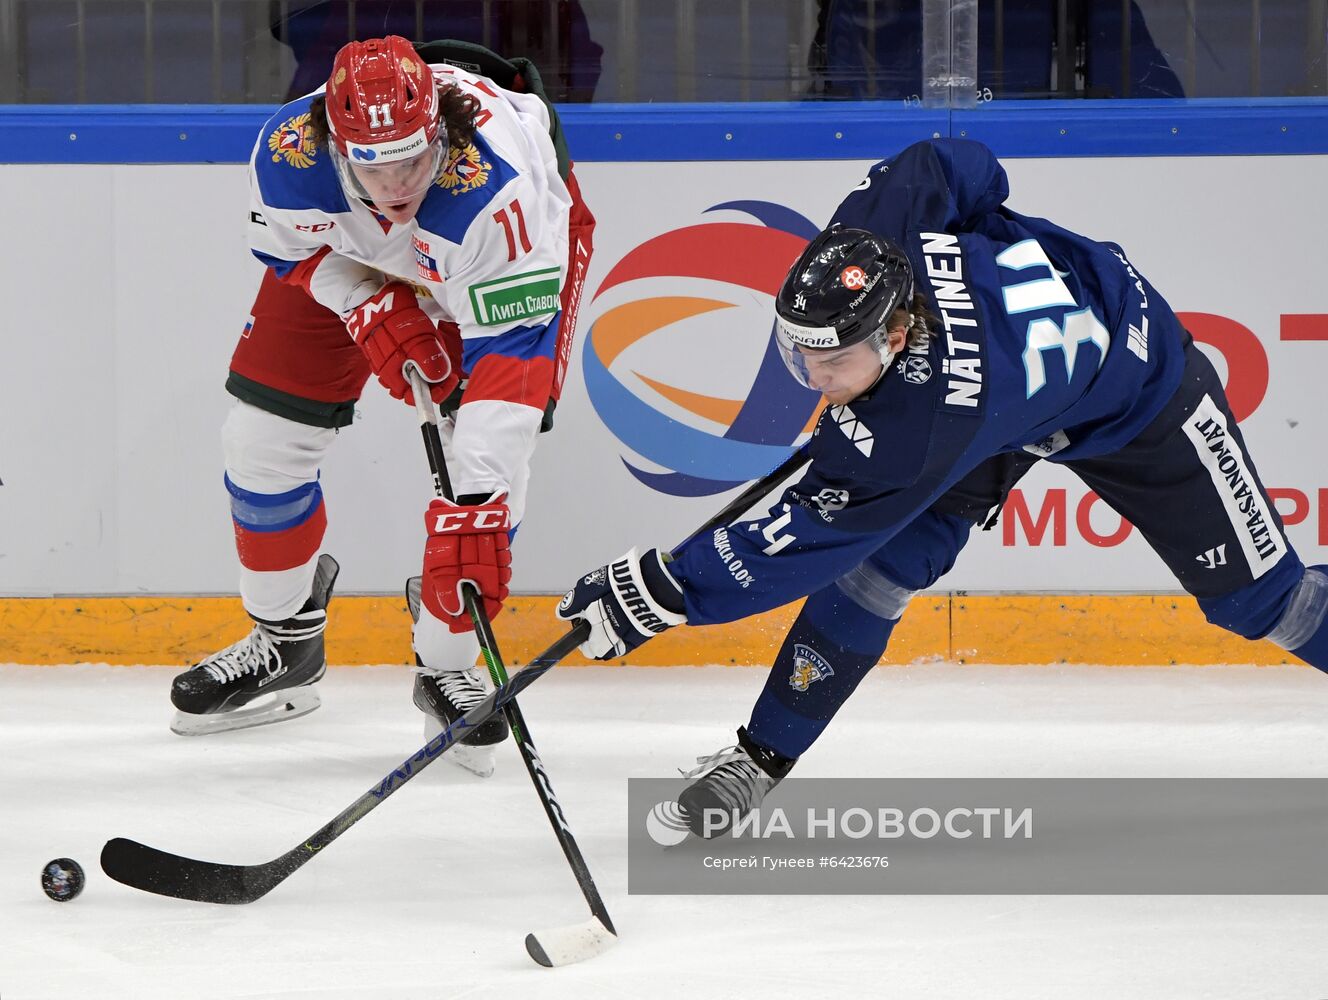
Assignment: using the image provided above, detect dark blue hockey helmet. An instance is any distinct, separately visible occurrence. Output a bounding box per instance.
[774,226,914,388]
[775,226,913,348]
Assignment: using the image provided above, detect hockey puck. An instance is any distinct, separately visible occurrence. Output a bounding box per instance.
[41,858,85,902]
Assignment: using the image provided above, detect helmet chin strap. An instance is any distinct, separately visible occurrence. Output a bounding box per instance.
[878,343,901,372]
[858,349,895,396]
[875,313,913,375]
[853,332,901,397]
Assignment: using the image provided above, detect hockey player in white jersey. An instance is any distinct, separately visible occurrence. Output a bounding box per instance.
[169,37,595,776]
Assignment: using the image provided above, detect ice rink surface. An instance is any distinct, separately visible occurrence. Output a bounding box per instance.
[3,660,1327,1000]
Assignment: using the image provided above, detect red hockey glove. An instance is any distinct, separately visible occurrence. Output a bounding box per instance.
[422,493,513,632]
[344,282,461,405]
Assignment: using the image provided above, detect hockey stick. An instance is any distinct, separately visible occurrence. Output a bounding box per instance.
[101,624,586,906]
[100,417,808,919]
[407,367,617,967]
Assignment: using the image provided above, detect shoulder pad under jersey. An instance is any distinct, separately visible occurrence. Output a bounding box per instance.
[253,95,350,215]
[414,130,519,245]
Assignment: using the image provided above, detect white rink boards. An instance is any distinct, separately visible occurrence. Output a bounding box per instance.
[1,155,1325,598]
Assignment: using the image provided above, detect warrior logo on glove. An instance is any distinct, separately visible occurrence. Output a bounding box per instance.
[556,548,687,659]
[610,560,674,634]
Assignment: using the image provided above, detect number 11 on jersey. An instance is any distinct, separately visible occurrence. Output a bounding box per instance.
[493,200,533,261]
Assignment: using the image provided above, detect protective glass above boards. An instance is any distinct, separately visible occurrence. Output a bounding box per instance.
[2,0,1323,106]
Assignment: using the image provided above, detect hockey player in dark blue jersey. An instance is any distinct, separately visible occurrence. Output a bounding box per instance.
[557,138,1328,837]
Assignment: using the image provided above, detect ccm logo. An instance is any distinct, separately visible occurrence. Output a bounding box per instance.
[346,292,395,339]
[360,292,395,318]
[433,510,508,532]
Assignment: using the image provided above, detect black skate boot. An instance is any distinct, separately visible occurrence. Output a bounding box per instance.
[677,727,796,839]
[169,554,339,736]
[405,576,509,777]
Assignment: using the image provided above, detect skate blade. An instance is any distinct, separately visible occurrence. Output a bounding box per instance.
[170,688,321,736]
[423,715,495,778]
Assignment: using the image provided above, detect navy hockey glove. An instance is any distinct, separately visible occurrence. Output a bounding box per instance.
[557,548,687,659]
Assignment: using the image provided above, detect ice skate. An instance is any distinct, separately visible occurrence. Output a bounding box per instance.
[169,554,339,736]
[406,576,510,778]
[676,727,796,839]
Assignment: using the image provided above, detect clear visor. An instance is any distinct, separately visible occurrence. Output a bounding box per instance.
[776,317,890,392]
[331,139,445,208]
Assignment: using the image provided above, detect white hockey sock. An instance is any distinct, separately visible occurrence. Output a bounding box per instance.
[412,599,482,673]
[240,553,321,623]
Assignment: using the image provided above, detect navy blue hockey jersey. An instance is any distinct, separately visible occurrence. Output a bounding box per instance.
[668,138,1187,625]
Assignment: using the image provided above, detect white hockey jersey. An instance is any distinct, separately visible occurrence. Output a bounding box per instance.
[247,63,575,514]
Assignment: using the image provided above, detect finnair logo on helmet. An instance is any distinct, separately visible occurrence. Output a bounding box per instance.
[777,317,840,349]
[344,128,430,164]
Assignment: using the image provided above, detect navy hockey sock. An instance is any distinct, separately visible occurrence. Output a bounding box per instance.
[1290,628,1328,673]
[1268,565,1328,673]
[1201,560,1328,673]
[746,584,897,761]
[1198,554,1305,641]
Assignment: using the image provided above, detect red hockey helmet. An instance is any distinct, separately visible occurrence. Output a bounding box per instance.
[325,36,446,205]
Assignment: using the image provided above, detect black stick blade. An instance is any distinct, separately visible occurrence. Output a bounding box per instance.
[100,837,289,904]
